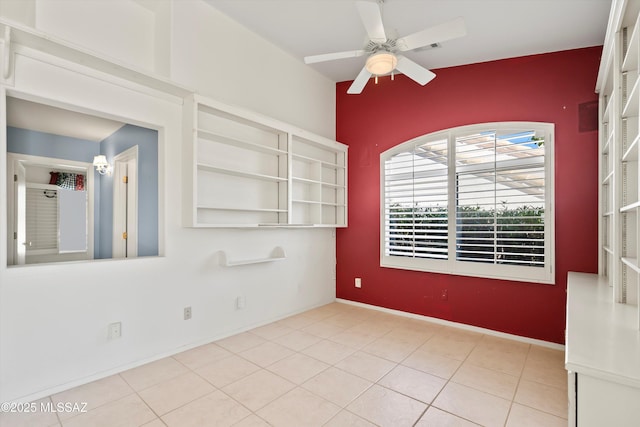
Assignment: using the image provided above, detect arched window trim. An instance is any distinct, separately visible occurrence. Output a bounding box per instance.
[380,122,555,284]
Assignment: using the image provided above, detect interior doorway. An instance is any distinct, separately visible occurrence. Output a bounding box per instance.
[8,153,93,265]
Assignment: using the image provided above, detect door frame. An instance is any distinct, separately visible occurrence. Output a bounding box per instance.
[112,145,138,258]
[6,152,94,265]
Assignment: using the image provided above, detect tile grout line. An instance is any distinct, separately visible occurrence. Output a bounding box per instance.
[416,332,486,426]
[25,304,567,427]
[502,343,531,427]
[508,346,570,421]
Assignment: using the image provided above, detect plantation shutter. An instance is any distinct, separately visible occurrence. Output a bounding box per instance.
[381,122,552,283]
[384,138,449,259]
[25,187,59,251]
[455,130,545,266]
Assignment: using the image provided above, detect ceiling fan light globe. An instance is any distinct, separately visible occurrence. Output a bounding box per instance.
[365,52,397,75]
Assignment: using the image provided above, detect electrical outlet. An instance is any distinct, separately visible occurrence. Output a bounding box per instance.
[184,306,192,320]
[355,278,362,288]
[108,322,122,340]
[236,296,246,309]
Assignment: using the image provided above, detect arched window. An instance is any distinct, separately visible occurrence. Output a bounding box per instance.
[381,122,555,284]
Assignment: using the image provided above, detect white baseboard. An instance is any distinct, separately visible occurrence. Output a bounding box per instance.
[335,298,565,351]
[9,299,333,404]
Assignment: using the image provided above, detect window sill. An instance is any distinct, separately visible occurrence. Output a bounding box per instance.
[380,256,555,285]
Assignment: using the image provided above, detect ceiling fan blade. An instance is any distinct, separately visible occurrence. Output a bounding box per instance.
[347,65,372,94]
[304,50,366,64]
[396,17,466,51]
[356,1,387,43]
[395,56,436,86]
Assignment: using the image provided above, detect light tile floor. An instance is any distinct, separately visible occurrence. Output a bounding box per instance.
[0,302,568,427]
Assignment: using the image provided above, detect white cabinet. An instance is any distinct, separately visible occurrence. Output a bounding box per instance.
[565,273,640,427]
[183,94,347,228]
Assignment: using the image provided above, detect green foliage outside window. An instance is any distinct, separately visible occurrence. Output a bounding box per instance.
[387,203,544,266]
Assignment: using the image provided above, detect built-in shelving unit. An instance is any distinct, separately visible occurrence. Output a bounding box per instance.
[578,0,640,425]
[600,46,617,287]
[183,94,347,228]
[291,135,347,226]
[598,0,640,316]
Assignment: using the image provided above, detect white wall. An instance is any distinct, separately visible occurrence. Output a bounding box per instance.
[34,0,156,71]
[0,0,35,27]
[0,0,338,402]
[171,0,335,138]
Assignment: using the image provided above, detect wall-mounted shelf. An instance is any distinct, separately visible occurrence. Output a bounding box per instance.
[220,247,286,267]
[183,94,348,228]
[0,19,192,98]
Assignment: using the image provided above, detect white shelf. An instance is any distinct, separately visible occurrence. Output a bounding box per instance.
[293,199,323,205]
[292,153,345,169]
[623,14,640,72]
[197,206,287,213]
[197,129,287,156]
[603,131,613,154]
[602,95,613,124]
[221,247,286,267]
[622,257,640,272]
[321,182,343,189]
[603,170,615,184]
[623,75,640,117]
[620,201,640,212]
[183,94,348,228]
[197,163,286,183]
[292,176,344,189]
[623,134,640,161]
[292,177,322,185]
[293,199,345,206]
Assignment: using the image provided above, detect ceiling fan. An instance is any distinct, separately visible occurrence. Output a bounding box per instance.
[304,0,466,94]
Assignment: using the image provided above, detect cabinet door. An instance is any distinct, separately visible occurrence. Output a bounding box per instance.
[577,374,640,426]
[568,371,576,427]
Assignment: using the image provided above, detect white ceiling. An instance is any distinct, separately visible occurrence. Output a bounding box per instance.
[206,0,611,83]
[5,1,611,140]
[7,97,125,142]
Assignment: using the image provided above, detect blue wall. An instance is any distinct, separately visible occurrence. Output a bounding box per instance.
[7,126,100,162]
[7,125,159,259]
[97,124,158,258]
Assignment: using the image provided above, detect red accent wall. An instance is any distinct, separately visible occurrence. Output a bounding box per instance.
[335,47,601,344]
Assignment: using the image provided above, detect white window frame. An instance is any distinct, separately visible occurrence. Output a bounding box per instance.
[380,122,555,284]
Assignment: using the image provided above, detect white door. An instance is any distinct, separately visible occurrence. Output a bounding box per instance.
[13,160,26,265]
[112,146,138,258]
